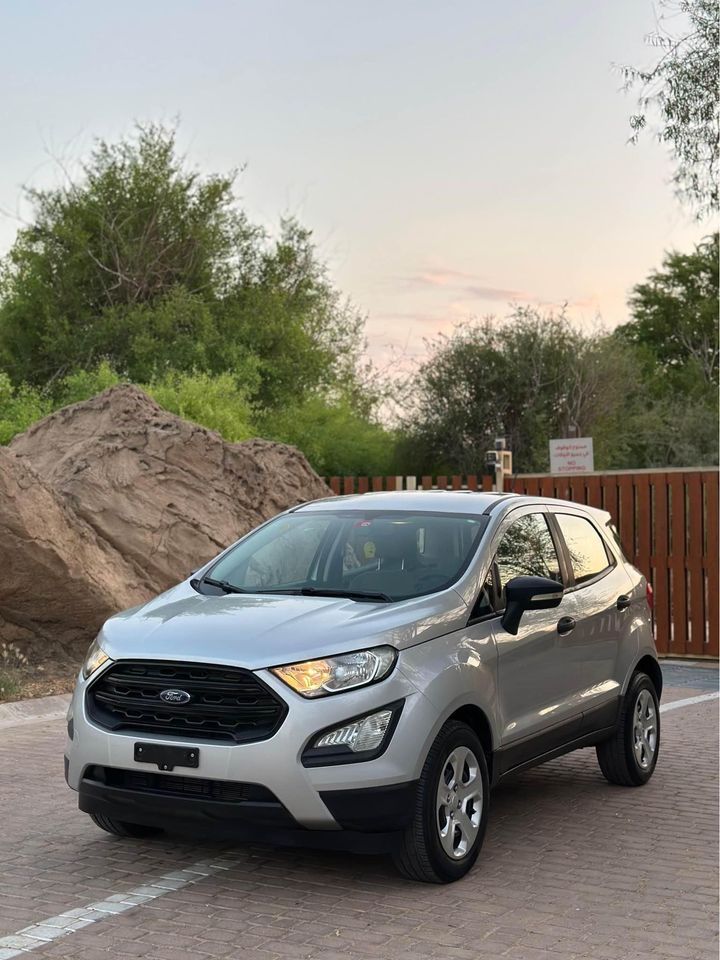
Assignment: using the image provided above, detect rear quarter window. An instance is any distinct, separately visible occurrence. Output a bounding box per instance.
[555,513,614,585]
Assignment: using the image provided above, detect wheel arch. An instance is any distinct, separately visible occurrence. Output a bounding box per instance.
[446,704,495,783]
[633,654,663,700]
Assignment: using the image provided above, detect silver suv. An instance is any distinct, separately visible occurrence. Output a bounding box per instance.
[65,491,661,883]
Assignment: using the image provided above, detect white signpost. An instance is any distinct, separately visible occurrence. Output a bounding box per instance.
[549,437,594,475]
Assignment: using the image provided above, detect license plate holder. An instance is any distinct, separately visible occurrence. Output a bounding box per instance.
[134,742,199,771]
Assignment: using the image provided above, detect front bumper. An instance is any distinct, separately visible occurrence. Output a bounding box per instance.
[66,662,437,835]
[77,773,418,852]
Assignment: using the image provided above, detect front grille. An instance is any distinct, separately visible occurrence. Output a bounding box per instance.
[87,660,287,743]
[84,766,278,804]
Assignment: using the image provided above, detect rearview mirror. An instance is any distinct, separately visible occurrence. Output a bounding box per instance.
[501,576,563,636]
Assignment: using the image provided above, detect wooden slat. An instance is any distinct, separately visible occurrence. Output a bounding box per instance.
[371,476,383,492]
[651,475,670,655]
[586,474,602,509]
[329,476,341,495]
[554,477,571,500]
[343,476,354,495]
[385,475,397,491]
[685,472,705,656]
[602,475,619,526]
[635,474,651,580]
[539,476,555,498]
[451,475,462,490]
[421,475,432,491]
[525,477,541,496]
[668,474,688,655]
[482,474,493,492]
[466,474,478,491]
[568,476,586,505]
[618,474,634,562]
[705,472,719,657]
[437,475,448,490]
[357,476,369,494]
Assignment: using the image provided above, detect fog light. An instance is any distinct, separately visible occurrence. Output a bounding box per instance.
[314,708,393,753]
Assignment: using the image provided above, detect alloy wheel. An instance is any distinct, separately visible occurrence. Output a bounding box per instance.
[632,689,657,769]
[436,745,483,859]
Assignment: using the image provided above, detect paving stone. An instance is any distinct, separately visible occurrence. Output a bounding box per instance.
[0,675,716,960]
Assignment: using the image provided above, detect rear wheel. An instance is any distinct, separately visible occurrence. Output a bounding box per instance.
[89,813,163,838]
[596,672,660,786]
[393,720,490,883]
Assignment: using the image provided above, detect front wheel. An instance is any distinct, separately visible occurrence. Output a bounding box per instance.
[596,672,660,786]
[393,720,490,883]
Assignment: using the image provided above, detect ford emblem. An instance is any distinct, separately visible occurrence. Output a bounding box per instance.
[159,688,191,704]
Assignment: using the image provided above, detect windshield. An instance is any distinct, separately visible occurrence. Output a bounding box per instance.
[198,510,487,602]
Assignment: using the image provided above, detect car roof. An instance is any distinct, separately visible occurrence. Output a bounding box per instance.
[295,490,511,515]
[294,489,612,525]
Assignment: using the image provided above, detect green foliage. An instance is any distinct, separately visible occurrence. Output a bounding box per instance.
[0,643,27,701]
[618,233,719,386]
[613,233,719,468]
[0,125,365,411]
[0,125,715,476]
[0,365,394,476]
[405,289,718,474]
[0,365,255,447]
[0,372,52,444]
[622,0,719,217]
[215,220,365,409]
[404,308,639,474]
[146,371,255,443]
[258,395,398,476]
[55,362,122,406]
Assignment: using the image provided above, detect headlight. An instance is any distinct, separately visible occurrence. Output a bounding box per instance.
[270,646,396,697]
[82,638,111,679]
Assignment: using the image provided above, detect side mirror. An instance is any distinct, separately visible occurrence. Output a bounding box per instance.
[501,575,564,636]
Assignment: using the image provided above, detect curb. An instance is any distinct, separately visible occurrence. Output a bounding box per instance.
[660,658,719,669]
[0,693,71,730]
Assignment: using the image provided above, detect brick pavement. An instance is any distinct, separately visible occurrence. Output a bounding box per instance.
[0,667,717,960]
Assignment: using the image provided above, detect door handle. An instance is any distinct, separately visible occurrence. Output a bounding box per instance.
[557,616,576,635]
[616,595,631,611]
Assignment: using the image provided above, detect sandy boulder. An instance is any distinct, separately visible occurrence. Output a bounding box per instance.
[0,447,149,657]
[4,385,331,655]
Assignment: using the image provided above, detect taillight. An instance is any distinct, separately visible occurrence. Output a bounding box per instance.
[646,581,654,612]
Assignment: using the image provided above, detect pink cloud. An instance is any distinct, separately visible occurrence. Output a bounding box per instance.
[401,266,531,301]
[463,284,530,301]
[409,267,481,288]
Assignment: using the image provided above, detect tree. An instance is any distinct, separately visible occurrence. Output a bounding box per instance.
[614,233,719,468]
[403,309,640,474]
[0,125,365,410]
[617,233,719,386]
[621,0,719,217]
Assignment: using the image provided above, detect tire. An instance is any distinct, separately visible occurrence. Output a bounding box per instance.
[596,672,660,786]
[89,813,162,838]
[393,720,490,883]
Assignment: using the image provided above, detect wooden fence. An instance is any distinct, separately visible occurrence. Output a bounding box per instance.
[324,469,719,658]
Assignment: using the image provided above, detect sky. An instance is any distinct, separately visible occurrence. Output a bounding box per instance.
[0,0,706,366]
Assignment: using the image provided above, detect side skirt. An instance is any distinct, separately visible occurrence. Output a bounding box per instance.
[493,697,621,784]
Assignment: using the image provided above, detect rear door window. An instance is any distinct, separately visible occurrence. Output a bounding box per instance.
[555,514,613,585]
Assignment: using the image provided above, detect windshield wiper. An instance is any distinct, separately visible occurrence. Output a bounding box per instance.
[197,576,248,595]
[258,587,392,603]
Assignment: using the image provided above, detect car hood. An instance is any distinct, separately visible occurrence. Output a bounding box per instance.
[98,581,469,669]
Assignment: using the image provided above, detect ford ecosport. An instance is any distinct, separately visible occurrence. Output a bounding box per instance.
[65,491,661,882]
